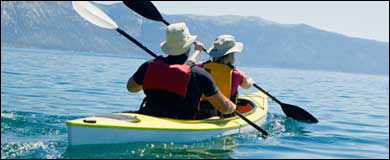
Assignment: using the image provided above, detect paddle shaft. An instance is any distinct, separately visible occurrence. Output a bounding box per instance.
[123,1,208,53]
[253,83,282,105]
[234,111,268,137]
[253,83,319,123]
[116,28,158,58]
[162,19,170,26]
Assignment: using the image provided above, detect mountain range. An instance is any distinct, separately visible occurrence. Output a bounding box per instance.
[1,1,388,75]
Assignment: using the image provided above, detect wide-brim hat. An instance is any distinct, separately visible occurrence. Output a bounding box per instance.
[207,34,244,58]
[160,22,197,56]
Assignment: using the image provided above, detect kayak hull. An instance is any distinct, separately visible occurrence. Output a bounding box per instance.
[69,125,240,145]
[67,92,268,145]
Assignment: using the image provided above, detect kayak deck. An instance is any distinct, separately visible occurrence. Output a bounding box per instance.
[66,91,268,145]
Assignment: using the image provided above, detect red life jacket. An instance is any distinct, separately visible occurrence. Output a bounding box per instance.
[143,60,192,97]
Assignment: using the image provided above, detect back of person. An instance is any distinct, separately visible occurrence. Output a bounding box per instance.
[187,35,253,118]
[133,56,218,119]
[200,61,245,102]
[126,23,237,120]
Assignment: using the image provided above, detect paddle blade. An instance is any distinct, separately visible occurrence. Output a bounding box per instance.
[122,1,167,24]
[92,1,121,5]
[280,103,319,123]
[72,1,118,30]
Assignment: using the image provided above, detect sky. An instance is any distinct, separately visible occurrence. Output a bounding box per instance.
[96,1,389,42]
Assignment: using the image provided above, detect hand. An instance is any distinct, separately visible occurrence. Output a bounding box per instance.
[247,78,255,86]
[194,41,205,51]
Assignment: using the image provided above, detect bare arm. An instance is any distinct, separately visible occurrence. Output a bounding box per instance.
[186,41,205,65]
[127,78,143,93]
[187,50,202,65]
[240,77,253,89]
[204,91,236,114]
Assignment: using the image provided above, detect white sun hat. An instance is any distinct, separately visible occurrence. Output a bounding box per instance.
[207,34,244,58]
[160,22,197,56]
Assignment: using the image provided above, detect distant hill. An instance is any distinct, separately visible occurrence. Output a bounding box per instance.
[1,1,388,75]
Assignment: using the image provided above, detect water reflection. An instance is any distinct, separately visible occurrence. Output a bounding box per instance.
[63,138,237,159]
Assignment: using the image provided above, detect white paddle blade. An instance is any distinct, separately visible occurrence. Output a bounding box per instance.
[92,1,122,5]
[72,1,118,30]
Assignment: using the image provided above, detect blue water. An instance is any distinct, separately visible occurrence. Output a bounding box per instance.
[1,48,389,159]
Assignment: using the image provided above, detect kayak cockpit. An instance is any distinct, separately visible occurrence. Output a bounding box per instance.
[121,98,258,120]
[217,98,257,119]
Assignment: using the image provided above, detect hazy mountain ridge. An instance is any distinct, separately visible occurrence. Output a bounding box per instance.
[1,1,388,75]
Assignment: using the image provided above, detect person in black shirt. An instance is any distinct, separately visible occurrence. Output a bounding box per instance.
[127,22,236,120]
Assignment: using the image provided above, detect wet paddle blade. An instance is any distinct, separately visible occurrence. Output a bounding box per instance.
[72,1,118,30]
[280,103,319,123]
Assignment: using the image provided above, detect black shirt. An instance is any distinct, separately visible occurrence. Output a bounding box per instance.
[131,55,219,119]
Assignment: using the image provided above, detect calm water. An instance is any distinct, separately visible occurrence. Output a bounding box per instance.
[1,48,389,159]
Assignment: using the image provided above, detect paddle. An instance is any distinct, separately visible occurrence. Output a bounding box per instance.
[122,1,209,53]
[73,1,269,137]
[72,1,158,58]
[122,0,269,137]
[235,111,268,137]
[253,83,318,123]
[123,1,319,124]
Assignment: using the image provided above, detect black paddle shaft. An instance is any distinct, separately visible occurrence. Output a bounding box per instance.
[116,28,158,58]
[235,111,268,137]
[253,83,319,123]
[253,83,282,104]
[122,0,208,53]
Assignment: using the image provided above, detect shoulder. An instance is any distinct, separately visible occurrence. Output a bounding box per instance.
[191,65,208,75]
[191,66,214,81]
[233,68,244,75]
[196,63,205,68]
[138,61,151,70]
[139,58,159,68]
[197,61,209,68]
[233,68,247,79]
[134,60,153,75]
[186,61,207,68]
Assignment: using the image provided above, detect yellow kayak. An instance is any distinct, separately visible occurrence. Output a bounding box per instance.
[66,91,268,145]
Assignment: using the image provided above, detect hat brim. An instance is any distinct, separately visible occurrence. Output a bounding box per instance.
[207,42,244,58]
[160,35,197,56]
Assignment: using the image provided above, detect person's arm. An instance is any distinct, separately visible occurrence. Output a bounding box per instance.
[236,69,253,89]
[204,91,236,114]
[186,41,205,65]
[127,78,143,92]
[240,77,253,89]
[127,62,148,93]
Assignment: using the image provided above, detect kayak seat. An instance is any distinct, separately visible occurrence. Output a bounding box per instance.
[221,98,257,118]
[236,102,253,114]
[236,98,256,114]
